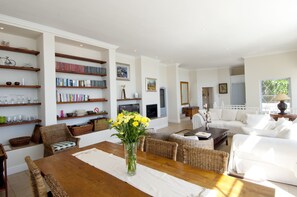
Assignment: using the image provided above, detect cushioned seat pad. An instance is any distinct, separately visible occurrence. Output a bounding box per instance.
[52,141,76,152]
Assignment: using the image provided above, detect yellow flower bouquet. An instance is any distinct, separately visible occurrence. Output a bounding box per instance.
[109,111,150,175]
[110,111,150,143]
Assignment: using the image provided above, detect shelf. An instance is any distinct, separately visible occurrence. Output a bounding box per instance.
[0,85,41,88]
[57,112,108,120]
[57,100,107,104]
[56,70,106,76]
[0,119,41,127]
[0,65,40,72]
[56,86,107,89]
[0,103,41,107]
[55,53,106,64]
[0,45,40,55]
[117,98,142,101]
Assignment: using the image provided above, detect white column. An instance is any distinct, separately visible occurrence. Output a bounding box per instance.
[105,49,117,119]
[37,32,57,125]
[167,64,180,123]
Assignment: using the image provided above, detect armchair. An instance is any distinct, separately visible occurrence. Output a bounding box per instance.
[40,123,80,157]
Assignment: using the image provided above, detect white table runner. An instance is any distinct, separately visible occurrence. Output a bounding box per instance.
[73,148,216,197]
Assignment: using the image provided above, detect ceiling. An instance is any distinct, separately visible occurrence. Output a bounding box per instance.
[0,0,297,69]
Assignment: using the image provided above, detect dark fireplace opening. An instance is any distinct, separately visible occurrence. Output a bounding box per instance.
[146,104,158,119]
[119,104,140,113]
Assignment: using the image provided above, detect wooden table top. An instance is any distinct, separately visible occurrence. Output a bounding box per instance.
[35,141,275,197]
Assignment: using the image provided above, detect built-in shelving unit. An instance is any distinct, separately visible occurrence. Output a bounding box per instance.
[57,100,107,104]
[0,85,41,88]
[0,45,39,55]
[117,98,142,101]
[0,103,41,107]
[57,112,108,120]
[0,119,41,127]
[55,53,106,64]
[56,86,107,89]
[56,70,106,76]
[0,65,40,72]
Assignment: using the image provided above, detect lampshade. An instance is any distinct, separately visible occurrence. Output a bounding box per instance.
[274,94,290,101]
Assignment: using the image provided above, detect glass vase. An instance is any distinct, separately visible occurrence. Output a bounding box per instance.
[124,142,137,176]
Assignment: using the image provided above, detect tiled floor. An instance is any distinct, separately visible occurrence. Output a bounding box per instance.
[1,118,297,197]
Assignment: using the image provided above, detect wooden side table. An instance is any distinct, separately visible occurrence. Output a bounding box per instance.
[0,144,8,197]
[182,106,199,119]
[270,114,297,121]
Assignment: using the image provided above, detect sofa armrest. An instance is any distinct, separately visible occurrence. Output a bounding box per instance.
[229,134,297,175]
[192,113,205,129]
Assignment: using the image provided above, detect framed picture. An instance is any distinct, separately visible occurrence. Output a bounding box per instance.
[219,83,228,94]
[146,78,157,92]
[180,81,189,105]
[116,63,130,80]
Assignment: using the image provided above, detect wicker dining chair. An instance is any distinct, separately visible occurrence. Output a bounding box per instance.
[183,146,229,174]
[40,123,80,157]
[168,134,214,162]
[137,136,145,152]
[44,174,69,197]
[24,156,48,197]
[145,138,178,161]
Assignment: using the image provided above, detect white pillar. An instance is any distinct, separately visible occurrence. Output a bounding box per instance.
[37,32,57,125]
[167,64,180,123]
[104,49,117,119]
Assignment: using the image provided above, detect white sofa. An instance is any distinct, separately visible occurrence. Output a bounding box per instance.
[229,132,297,186]
[192,107,259,135]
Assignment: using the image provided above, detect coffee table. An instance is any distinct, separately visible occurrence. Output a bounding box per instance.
[184,127,228,149]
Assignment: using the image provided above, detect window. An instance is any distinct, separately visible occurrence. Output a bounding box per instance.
[261,78,291,113]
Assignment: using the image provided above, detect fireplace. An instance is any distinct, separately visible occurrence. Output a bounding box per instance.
[146,104,157,119]
[118,104,140,113]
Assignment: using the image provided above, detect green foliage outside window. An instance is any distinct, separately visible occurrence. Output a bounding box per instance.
[261,79,289,103]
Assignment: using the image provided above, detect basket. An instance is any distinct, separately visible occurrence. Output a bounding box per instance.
[9,136,31,147]
[90,118,109,131]
[69,124,93,136]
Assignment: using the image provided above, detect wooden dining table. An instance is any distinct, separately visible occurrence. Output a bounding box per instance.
[35,141,275,197]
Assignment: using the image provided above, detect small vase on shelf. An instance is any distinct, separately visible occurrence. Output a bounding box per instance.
[124,142,137,176]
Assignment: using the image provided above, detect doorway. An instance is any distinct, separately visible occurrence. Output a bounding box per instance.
[231,83,246,105]
[202,87,214,108]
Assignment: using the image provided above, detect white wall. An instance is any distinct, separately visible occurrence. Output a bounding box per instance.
[167,64,180,123]
[179,68,190,113]
[245,51,297,108]
[116,53,137,99]
[139,56,160,117]
[195,68,231,108]
[218,68,231,106]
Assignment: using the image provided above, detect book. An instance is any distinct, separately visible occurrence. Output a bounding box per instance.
[195,132,211,139]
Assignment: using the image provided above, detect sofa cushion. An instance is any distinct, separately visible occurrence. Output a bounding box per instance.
[235,110,246,122]
[52,141,76,152]
[209,109,222,120]
[246,114,270,129]
[241,127,278,137]
[221,109,238,121]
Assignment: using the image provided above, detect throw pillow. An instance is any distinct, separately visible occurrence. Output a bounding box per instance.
[241,127,278,137]
[246,114,270,129]
[235,110,246,122]
[209,109,222,120]
[221,109,238,121]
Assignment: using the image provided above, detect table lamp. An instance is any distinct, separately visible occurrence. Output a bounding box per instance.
[274,93,290,115]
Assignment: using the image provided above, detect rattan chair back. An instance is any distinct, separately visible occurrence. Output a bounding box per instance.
[145,138,178,161]
[24,156,47,197]
[183,146,229,174]
[40,123,80,156]
[40,123,71,144]
[137,136,145,152]
[168,134,214,162]
[44,174,69,197]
